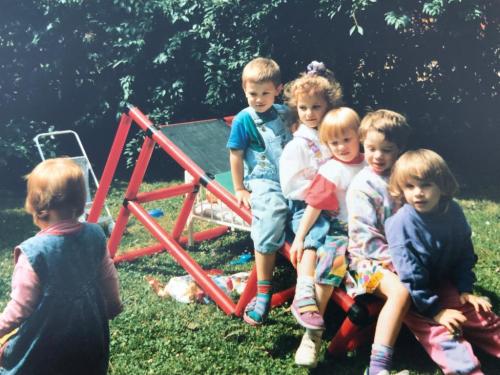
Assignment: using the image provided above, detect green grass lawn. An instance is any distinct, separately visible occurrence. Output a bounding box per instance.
[0,181,499,374]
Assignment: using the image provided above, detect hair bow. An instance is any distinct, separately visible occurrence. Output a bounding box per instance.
[307,61,326,76]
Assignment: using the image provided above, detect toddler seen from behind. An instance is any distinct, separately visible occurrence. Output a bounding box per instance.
[0,158,122,375]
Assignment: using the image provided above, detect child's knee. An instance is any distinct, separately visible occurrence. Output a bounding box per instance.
[389,283,411,309]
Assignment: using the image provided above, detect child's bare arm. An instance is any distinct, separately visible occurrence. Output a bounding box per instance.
[229,149,251,209]
[99,251,122,319]
[290,205,321,267]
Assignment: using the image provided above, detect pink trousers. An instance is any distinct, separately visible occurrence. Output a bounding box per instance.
[404,284,500,375]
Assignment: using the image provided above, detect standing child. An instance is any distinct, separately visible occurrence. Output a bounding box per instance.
[345,109,412,375]
[386,149,500,375]
[227,57,292,326]
[288,107,366,367]
[0,158,122,375]
[280,60,342,334]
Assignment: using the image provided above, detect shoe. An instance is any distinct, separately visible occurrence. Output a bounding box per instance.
[291,298,324,330]
[243,297,266,326]
[295,332,322,368]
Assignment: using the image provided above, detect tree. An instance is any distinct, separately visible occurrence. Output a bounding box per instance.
[1,0,497,186]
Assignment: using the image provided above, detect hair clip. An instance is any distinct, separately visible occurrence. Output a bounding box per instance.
[307,61,326,76]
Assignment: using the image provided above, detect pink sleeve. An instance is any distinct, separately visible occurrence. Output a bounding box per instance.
[0,248,41,337]
[305,173,339,211]
[99,251,122,319]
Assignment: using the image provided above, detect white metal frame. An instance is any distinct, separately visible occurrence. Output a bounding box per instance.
[184,171,250,246]
[33,130,114,229]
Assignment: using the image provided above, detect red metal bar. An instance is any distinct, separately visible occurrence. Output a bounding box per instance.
[124,137,155,201]
[135,183,196,203]
[107,205,131,258]
[234,266,258,317]
[107,136,156,257]
[179,226,229,244]
[129,107,253,226]
[113,243,165,263]
[127,200,235,315]
[327,317,361,356]
[271,286,295,307]
[330,288,356,313]
[88,113,132,223]
[113,225,230,264]
[171,190,197,240]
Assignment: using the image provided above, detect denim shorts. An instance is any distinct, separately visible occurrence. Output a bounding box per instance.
[288,200,330,250]
[248,179,288,254]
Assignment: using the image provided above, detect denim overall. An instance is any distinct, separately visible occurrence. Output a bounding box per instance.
[244,104,292,254]
[1,223,109,375]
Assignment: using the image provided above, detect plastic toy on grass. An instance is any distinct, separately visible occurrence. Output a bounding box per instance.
[33,130,115,236]
[229,252,253,265]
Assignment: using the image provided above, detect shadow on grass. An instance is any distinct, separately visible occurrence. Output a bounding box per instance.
[266,333,301,359]
[0,204,35,252]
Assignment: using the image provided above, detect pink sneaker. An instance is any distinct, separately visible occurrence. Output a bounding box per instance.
[291,298,324,330]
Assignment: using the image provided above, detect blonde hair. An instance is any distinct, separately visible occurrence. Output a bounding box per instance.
[319,107,360,143]
[283,68,343,114]
[25,158,86,221]
[241,57,281,88]
[359,109,411,150]
[389,149,458,205]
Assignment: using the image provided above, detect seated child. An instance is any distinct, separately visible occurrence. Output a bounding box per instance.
[345,109,412,375]
[386,149,500,375]
[226,57,292,325]
[0,158,122,374]
[279,62,342,334]
[289,107,366,368]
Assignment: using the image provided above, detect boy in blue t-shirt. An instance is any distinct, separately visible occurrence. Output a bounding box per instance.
[227,57,292,325]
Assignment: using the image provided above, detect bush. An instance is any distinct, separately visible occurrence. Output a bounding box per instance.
[0,0,497,186]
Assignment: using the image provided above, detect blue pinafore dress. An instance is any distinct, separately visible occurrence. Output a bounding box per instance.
[1,223,110,375]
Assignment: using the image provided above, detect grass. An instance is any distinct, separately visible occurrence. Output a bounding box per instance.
[0,181,499,374]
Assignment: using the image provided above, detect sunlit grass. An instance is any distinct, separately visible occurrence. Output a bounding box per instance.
[0,183,498,374]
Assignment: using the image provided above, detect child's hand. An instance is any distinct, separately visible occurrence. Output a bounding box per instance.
[235,189,251,209]
[433,308,467,334]
[289,237,305,267]
[459,292,492,313]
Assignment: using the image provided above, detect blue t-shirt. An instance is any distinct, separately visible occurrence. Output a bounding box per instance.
[226,105,284,152]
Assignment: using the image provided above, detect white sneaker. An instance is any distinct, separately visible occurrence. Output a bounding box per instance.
[294,332,322,368]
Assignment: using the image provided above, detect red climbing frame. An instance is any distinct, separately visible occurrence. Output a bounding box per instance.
[88,106,381,356]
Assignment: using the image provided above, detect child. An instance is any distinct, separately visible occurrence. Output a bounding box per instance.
[226,57,292,325]
[288,107,366,367]
[345,109,412,375]
[0,158,122,374]
[279,61,342,330]
[386,149,500,374]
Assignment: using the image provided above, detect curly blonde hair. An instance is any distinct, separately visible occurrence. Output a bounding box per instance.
[283,66,343,115]
[25,158,86,222]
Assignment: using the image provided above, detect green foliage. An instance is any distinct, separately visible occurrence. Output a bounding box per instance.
[0,0,498,183]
